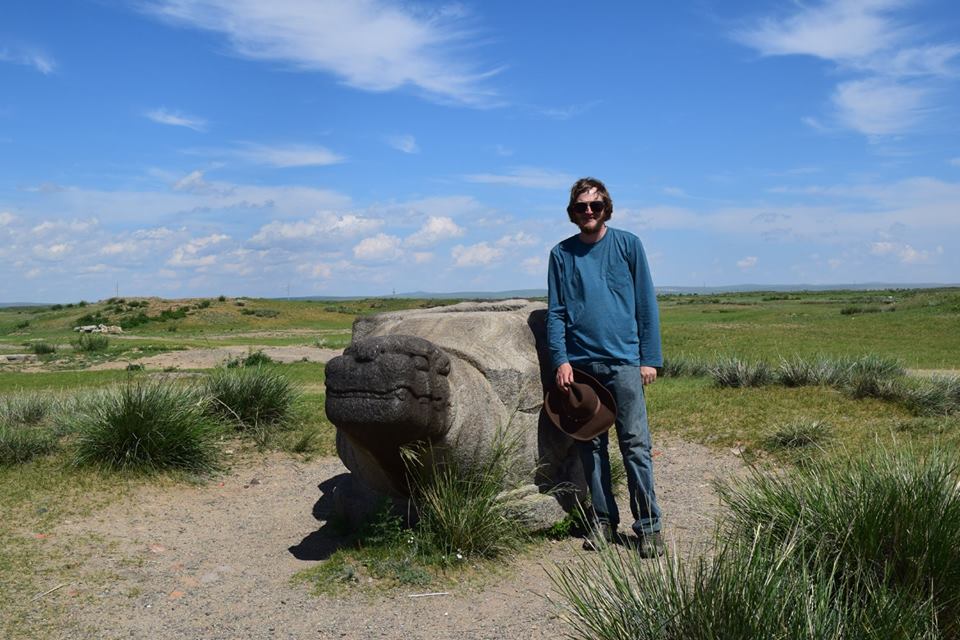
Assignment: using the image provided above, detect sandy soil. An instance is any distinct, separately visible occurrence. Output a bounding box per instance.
[34,438,744,640]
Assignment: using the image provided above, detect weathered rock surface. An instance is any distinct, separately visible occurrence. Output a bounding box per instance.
[73,324,123,334]
[324,299,586,528]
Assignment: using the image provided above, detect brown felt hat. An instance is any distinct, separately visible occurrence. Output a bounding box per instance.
[544,369,617,441]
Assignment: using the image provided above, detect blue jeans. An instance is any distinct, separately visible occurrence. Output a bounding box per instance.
[575,362,662,536]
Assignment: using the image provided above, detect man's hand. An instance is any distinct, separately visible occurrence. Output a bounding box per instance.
[640,366,658,386]
[556,362,574,390]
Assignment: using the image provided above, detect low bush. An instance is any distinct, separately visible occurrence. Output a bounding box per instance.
[69,382,219,472]
[0,424,59,466]
[661,354,709,378]
[73,334,110,352]
[225,350,275,368]
[204,367,298,438]
[240,308,280,318]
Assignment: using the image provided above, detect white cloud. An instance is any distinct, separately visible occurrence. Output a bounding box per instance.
[736,256,758,269]
[404,216,464,247]
[0,212,16,226]
[413,252,433,264]
[733,1,906,62]
[235,143,344,167]
[452,242,503,267]
[496,231,538,248]
[871,240,942,264]
[662,186,687,197]
[250,212,383,248]
[145,107,207,131]
[167,233,230,268]
[32,243,72,260]
[387,134,419,154]
[0,46,56,74]
[832,78,929,136]
[464,167,574,189]
[145,0,500,106]
[733,1,957,138]
[353,233,403,262]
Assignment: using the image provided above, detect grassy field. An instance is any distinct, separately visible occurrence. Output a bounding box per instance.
[1,287,958,637]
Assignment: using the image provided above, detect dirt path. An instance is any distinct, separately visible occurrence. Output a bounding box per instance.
[88,345,344,371]
[38,438,743,639]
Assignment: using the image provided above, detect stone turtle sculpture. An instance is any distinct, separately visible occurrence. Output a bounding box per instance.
[324,299,588,530]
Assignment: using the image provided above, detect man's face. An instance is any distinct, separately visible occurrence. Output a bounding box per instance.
[573,187,607,234]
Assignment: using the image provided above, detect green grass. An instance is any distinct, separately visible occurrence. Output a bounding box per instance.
[718,445,960,637]
[68,381,221,473]
[552,445,958,640]
[72,334,109,352]
[203,366,299,442]
[0,424,59,465]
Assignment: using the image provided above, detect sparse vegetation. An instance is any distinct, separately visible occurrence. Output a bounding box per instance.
[27,341,57,355]
[763,418,832,451]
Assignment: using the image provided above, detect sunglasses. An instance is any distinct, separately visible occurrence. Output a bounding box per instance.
[570,200,605,215]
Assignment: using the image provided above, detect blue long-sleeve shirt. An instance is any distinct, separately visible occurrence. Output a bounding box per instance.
[546,226,663,370]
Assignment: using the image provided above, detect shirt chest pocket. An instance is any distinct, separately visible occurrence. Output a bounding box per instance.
[605,263,633,293]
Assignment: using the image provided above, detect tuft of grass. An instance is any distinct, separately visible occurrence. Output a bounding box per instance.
[718,445,960,636]
[403,430,529,559]
[204,367,298,440]
[68,381,220,473]
[73,334,110,352]
[27,341,57,355]
[902,376,960,417]
[551,527,938,640]
[763,418,832,451]
[661,354,709,378]
[709,357,772,388]
[1,393,58,425]
[0,424,59,466]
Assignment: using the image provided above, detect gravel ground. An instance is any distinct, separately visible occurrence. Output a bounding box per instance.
[35,438,744,639]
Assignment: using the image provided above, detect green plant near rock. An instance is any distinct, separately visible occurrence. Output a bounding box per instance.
[26,341,57,355]
[68,381,220,473]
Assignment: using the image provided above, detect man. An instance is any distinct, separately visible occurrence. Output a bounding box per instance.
[546,176,664,557]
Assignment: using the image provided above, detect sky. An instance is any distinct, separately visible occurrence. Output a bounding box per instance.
[2,0,959,302]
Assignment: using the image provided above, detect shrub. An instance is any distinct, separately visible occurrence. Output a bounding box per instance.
[709,357,772,388]
[70,382,219,472]
[840,305,882,315]
[217,295,226,302]
[14,320,29,330]
[74,334,110,352]
[717,446,960,636]
[27,341,56,355]
[240,308,280,318]
[204,367,298,437]
[49,304,63,311]
[197,299,211,309]
[0,424,59,466]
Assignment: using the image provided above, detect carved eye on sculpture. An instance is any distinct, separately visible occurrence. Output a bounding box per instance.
[412,355,429,371]
[437,360,450,376]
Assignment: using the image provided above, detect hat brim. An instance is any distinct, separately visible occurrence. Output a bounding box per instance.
[543,368,617,441]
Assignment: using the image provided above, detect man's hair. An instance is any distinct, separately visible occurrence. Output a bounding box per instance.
[566,177,614,224]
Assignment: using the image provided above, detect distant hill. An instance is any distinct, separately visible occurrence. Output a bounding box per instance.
[288,282,957,301]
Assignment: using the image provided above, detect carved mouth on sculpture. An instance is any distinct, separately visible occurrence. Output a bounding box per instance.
[324,334,453,474]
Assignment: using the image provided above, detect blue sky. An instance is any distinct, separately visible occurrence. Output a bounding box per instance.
[2,0,959,301]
